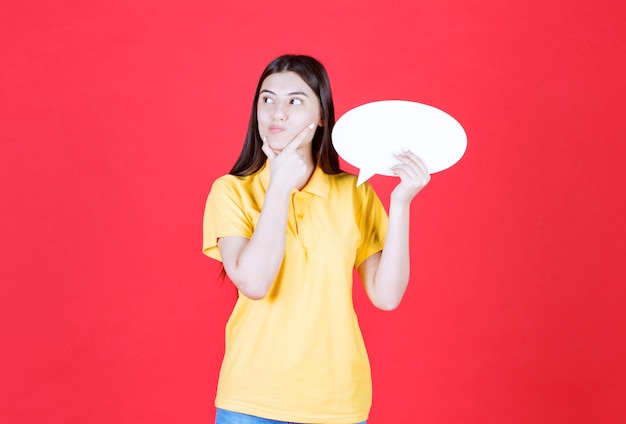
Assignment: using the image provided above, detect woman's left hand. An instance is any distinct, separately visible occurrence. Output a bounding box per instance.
[390,149,431,204]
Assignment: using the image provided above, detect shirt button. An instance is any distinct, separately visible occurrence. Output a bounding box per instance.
[297,214,303,219]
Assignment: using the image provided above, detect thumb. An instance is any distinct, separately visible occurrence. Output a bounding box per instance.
[261,136,276,160]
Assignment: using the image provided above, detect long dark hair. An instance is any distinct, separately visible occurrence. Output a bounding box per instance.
[230,54,341,176]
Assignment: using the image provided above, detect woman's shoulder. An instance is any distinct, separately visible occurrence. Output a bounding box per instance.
[328,171,356,183]
[212,173,244,184]
[205,174,251,200]
[211,172,258,189]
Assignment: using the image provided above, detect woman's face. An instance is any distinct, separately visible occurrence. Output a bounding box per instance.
[257,71,322,153]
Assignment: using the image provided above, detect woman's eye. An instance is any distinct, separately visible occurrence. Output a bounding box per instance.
[290,98,303,105]
[262,96,275,104]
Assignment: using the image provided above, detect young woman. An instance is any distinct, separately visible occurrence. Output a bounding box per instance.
[203,54,430,424]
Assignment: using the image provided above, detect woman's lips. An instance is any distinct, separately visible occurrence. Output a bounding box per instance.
[269,126,285,133]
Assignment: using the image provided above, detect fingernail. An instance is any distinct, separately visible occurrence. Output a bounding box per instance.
[308,123,315,129]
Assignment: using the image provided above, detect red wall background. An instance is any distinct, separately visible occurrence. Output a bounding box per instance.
[2,1,625,423]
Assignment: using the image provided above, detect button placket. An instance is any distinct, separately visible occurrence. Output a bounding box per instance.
[292,192,310,246]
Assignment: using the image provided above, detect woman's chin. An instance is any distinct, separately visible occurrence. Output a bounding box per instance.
[268,142,287,152]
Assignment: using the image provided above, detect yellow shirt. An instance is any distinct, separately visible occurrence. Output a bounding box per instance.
[202,162,388,423]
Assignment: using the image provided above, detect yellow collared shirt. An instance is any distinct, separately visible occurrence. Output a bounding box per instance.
[203,162,388,423]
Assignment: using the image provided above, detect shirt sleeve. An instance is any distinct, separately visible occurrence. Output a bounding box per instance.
[354,182,388,268]
[202,176,254,262]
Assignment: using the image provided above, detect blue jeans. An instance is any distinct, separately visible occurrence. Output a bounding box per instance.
[215,408,366,424]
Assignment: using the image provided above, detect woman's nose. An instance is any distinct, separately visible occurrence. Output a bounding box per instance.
[273,103,287,121]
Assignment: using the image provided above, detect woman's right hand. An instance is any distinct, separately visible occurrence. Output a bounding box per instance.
[261,123,316,193]
[218,123,317,300]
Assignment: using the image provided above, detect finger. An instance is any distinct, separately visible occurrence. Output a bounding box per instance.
[396,149,431,175]
[392,163,431,188]
[392,152,431,182]
[284,123,316,152]
[261,136,276,160]
[393,151,421,176]
[391,163,419,180]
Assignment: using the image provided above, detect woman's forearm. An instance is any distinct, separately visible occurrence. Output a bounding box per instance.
[370,199,412,310]
[221,185,291,299]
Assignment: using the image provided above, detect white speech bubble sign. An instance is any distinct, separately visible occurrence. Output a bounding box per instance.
[332,100,467,186]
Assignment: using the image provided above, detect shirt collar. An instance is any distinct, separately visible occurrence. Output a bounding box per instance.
[259,159,330,199]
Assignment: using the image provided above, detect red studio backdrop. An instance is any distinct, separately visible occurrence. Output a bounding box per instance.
[1,1,625,423]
